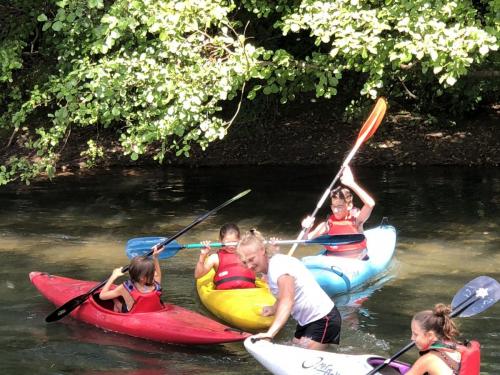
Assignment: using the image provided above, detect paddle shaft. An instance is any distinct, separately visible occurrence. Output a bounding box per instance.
[126,234,366,259]
[366,283,493,375]
[189,235,365,248]
[45,189,251,323]
[288,98,386,256]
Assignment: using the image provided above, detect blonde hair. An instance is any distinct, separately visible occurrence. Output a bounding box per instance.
[237,229,279,258]
[413,303,460,342]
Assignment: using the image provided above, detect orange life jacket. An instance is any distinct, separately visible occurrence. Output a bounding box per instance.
[213,248,256,290]
[325,210,367,257]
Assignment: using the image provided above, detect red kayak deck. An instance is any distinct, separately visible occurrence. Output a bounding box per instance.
[30,271,250,345]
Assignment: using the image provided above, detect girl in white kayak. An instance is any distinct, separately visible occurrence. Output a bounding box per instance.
[301,166,374,259]
[237,229,341,350]
[407,303,480,375]
[99,246,163,313]
[195,223,256,289]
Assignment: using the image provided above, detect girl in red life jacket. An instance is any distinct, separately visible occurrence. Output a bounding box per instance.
[301,166,375,259]
[99,245,163,313]
[194,223,256,290]
[406,303,480,375]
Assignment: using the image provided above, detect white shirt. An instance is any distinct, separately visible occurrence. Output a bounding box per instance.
[267,254,334,326]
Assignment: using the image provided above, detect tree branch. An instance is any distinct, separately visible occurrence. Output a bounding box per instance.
[398,76,418,99]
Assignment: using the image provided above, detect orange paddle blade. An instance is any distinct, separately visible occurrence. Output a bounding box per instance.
[356,97,387,143]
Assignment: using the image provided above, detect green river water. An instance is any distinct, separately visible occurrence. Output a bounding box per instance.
[0,166,499,374]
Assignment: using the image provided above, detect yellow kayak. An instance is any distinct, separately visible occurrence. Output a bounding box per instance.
[196,269,276,332]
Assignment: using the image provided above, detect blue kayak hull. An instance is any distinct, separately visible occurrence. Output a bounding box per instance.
[301,225,397,296]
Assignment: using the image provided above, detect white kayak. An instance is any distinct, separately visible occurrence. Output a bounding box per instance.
[301,224,397,296]
[244,337,410,375]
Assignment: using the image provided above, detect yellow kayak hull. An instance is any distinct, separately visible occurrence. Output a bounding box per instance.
[196,269,276,332]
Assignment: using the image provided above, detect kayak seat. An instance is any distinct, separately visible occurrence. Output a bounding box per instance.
[91,293,122,312]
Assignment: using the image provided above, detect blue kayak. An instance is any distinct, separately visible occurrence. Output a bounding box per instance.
[301,224,397,296]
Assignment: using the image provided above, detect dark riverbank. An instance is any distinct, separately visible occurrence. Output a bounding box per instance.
[2,102,499,181]
[179,105,499,167]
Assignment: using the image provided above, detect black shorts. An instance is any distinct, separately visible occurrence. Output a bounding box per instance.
[294,306,341,344]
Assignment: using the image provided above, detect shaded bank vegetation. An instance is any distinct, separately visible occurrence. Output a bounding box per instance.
[0,0,498,184]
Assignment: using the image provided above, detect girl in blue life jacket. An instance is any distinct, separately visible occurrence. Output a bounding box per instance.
[99,245,163,313]
[406,303,480,375]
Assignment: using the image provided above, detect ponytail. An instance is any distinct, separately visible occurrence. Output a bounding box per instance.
[413,303,460,342]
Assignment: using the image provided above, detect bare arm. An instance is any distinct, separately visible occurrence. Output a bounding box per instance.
[194,241,219,279]
[404,353,435,375]
[341,166,374,225]
[152,246,162,284]
[265,274,295,338]
[301,217,328,239]
[307,221,328,239]
[194,254,218,278]
[99,268,126,300]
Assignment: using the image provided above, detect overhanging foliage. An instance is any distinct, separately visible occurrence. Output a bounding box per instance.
[0,0,498,184]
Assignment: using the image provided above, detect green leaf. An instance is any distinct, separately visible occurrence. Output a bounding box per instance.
[0,0,496,186]
[446,76,457,86]
[52,21,63,32]
[42,21,52,31]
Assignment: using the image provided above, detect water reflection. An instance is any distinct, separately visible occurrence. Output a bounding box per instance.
[1,166,499,374]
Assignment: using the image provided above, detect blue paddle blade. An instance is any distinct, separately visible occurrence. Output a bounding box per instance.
[126,237,182,259]
[451,276,500,317]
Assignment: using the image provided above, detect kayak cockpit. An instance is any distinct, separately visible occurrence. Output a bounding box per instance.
[90,293,171,315]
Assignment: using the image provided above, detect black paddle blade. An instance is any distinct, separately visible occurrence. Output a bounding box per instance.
[451,276,500,318]
[45,189,251,323]
[45,293,90,322]
[313,233,365,246]
[153,189,251,250]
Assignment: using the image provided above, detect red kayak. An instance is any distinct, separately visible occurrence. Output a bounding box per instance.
[30,272,250,345]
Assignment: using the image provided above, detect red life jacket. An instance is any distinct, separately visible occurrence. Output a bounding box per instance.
[123,280,163,313]
[427,340,481,375]
[457,340,481,375]
[213,248,256,290]
[325,210,367,257]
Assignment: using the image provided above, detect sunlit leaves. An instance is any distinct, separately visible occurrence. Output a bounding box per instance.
[1,0,498,184]
[1,0,264,183]
[276,0,498,96]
